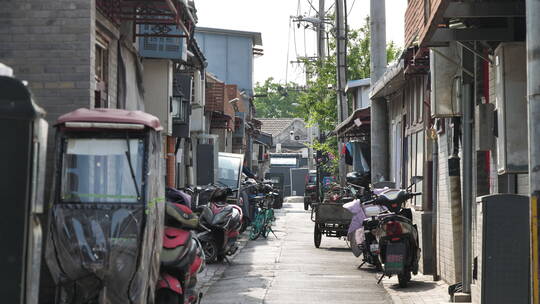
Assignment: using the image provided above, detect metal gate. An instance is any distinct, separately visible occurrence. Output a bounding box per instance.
[290,168,309,196]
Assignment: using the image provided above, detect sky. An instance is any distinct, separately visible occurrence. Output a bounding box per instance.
[195,0,407,85]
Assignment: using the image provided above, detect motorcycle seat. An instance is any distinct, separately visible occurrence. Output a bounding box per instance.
[163,227,191,249]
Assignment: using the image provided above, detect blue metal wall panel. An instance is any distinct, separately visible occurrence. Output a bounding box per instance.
[195,32,254,95]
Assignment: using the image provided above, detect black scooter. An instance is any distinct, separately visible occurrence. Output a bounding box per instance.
[367,177,423,287]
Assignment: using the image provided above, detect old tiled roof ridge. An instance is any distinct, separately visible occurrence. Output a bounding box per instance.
[257,117,304,137]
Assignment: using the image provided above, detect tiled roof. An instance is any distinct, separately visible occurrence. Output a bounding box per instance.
[258,118,303,137]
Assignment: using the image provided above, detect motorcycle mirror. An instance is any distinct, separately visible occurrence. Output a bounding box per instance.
[410,176,423,185]
[407,176,424,190]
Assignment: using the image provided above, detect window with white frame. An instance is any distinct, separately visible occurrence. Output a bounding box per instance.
[95,33,109,108]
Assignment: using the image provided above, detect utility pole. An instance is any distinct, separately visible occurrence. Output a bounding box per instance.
[335,0,348,185]
[317,0,326,59]
[527,1,540,303]
[369,0,388,183]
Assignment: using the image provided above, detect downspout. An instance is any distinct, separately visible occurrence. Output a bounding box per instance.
[462,83,473,294]
[432,129,439,281]
[526,1,540,303]
[449,116,463,283]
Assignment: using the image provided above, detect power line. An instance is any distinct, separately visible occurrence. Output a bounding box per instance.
[285,19,292,83]
[326,2,335,14]
[347,0,356,17]
[306,0,318,13]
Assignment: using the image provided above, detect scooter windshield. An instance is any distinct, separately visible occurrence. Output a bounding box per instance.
[61,138,144,203]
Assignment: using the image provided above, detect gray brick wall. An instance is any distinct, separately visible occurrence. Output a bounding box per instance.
[0,2,95,302]
[0,1,95,197]
[436,125,462,284]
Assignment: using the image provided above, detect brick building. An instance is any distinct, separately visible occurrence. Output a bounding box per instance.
[0,1,196,301]
[370,0,530,302]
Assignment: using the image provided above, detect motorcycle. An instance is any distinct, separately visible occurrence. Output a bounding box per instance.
[343,172,386,270]
[369,177,423,287]
[304,170,318,210]
[157,201,205,304]
[45,108,166,303]
[195,187,243,264]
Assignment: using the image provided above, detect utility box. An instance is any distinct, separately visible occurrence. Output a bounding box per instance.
[430,42,462,117]
[0,75,48,304]
[143,59,173,135]
[495,42,528,174]
[475,103,495,151]
[477,194,529,304]
[194,134,219,185]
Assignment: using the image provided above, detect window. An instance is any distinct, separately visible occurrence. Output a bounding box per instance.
[415,130,424,206]
[95,34,109,108]
[218,154,243,189]
[418,77,424,123]
[172,96,188,123]
[270,157,297,166]
[61,138,145,203]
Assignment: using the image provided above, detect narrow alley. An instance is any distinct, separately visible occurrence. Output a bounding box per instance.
[200,198,391,304]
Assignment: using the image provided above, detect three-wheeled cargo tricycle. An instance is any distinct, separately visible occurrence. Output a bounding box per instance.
[310,186,355,248]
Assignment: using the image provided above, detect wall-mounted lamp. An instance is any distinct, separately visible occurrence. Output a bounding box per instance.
[229,97,240,112]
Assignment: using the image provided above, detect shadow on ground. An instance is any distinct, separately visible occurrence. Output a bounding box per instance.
[387,280,438,292]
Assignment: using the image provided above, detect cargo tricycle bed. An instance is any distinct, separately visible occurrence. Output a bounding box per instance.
[310,199,353,248]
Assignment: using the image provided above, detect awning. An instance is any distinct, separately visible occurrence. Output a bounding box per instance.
[209,112,232,129]
[334,107,371,141]
[345,78,370,92]
[370,59,405,99]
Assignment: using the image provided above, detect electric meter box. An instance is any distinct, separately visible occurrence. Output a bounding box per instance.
[494,42,528,174]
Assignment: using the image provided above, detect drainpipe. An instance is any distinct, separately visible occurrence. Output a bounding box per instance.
[432,136,439,280]
[369,0,388,183]
[526,1,540,303]
[462,83,473,294]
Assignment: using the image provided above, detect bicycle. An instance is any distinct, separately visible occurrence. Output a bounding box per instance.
[249,195,277,240]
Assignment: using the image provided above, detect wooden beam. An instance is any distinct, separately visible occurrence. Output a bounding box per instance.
[429,27,514,43]
[444,2,525,18]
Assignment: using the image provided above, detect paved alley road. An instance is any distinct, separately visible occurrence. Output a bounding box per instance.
[201,197,392,304]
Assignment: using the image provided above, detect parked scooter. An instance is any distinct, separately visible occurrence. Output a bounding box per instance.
[369,177,423,287]
[343,172,386,270]
[157,200,205,304]
[195,187,243,263]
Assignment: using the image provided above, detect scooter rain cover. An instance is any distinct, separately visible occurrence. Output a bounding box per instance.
[46,131,165,304]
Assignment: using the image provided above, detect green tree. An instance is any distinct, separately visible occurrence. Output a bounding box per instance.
[253,78,303,118]
[298,17,401,174]
[299,16,400,131]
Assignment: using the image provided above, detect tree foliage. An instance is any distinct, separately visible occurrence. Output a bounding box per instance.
[299,17,401,132]
[253,78,302,118]
[299,17,401,174]
[253,17,401,174]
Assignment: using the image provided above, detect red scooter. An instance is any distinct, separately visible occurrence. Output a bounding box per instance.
[156,198,206,303]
